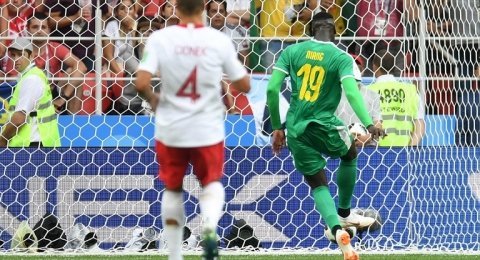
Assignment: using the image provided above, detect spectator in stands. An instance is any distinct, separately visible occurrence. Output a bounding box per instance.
[21,13,87,114]
[355,0,418,76]
[0,0,42,69]
[136,17,162,59]
[254,0,318,73]
[137,0,164,18]
[0,38,60,147]
[368,49,425,146]
[407,0,454,75]
[225,0,250,27]
[336,54,382,146]
[159,0,179,27]
[450,0,480,146]
[207,0,249,66]
[113,16,162,114]
[424,0,452,74]
[207,0,247,114]
[42,0,109,72]
[319,0,358,53]
[102,0,137,76]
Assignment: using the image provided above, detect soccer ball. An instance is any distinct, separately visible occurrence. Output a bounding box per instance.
[348,123,368,135]
[324,226,357,244]
[352,208,383,233]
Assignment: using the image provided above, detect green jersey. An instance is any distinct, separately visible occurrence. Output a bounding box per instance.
[273,40,357,137]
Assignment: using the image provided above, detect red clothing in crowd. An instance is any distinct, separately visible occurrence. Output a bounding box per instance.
[142,0,164,17]
[0,0,35,40]
[356,0,404,37]
[5,41,71,76]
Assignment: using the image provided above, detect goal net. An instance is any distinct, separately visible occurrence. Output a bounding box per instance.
[0,0,479,254]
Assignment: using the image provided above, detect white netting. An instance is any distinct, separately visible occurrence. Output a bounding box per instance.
[0,0,479,255]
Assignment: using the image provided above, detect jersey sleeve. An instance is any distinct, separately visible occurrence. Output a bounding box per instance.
[137,34,159,75]
[337,53,356,82]
[272,46,290,75]
[222,39,247,82]
[15,75,45,114]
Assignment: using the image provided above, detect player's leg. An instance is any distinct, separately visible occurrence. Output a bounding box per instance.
[289,130,359,260]
[190,141,225,260]
[337,144,358,220]
[296,123,359,260]
[156,141,189,260]
[287,130,341,232]
[324,121,375,229]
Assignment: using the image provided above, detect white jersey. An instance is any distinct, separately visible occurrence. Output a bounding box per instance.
[137,23,247,147]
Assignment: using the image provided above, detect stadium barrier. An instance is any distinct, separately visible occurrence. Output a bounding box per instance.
[56,114,454,147]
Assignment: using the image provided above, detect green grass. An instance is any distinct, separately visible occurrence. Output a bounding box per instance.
[1,255,479,260]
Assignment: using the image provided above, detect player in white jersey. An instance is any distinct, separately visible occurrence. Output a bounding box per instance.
[135,0,250,259]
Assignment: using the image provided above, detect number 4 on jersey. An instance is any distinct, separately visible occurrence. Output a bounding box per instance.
[176,67,200,101]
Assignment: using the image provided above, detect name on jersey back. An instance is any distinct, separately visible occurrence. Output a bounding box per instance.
[174,45,207,56]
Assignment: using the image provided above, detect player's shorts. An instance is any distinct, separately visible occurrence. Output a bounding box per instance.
[287,121,352,176]
[155,140,224,189]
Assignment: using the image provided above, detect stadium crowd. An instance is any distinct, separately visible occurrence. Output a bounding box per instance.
[0,0,478,145]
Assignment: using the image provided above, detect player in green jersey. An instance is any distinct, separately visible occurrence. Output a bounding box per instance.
[266,12,385,260]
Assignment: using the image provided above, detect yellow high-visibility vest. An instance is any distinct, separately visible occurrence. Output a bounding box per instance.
[7,66,60,147]
[369,80,419,146]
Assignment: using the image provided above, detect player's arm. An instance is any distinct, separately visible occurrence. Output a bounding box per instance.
[267,46,291,131]
[267,69,288,154]
[342,78,372,128]
[338,54,384,139]
[343,77,385,139]
[267,47,291,154]
[230,76,250,94]
[266,70,288,131]
[135,71,157,107]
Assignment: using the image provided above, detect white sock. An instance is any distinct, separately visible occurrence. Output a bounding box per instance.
[199,181,225,231]
[161,190,185,260]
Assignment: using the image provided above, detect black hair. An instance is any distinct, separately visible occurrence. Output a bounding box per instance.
[177,0,204,15]
[206,0,227,14]
[310,12,335,37]
[137,16,162,30]
[27,12,49,27]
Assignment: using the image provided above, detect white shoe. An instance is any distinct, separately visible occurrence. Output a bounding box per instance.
[339,212,375,228]
[336,230,359,260]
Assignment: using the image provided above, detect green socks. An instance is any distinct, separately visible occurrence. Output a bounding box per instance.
[312,186,340,229]
[337,158,358,211]
[311,158,357,230]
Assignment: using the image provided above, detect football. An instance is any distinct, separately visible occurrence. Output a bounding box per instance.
[352,208,383,233]
[349,123,368,136]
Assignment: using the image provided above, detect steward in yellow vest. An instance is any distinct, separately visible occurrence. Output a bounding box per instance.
[0,38,60,147]
[368,49,425,146]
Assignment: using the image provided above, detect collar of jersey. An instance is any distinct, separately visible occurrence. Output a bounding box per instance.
[310,39,336,46]
[177,23,204,28]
